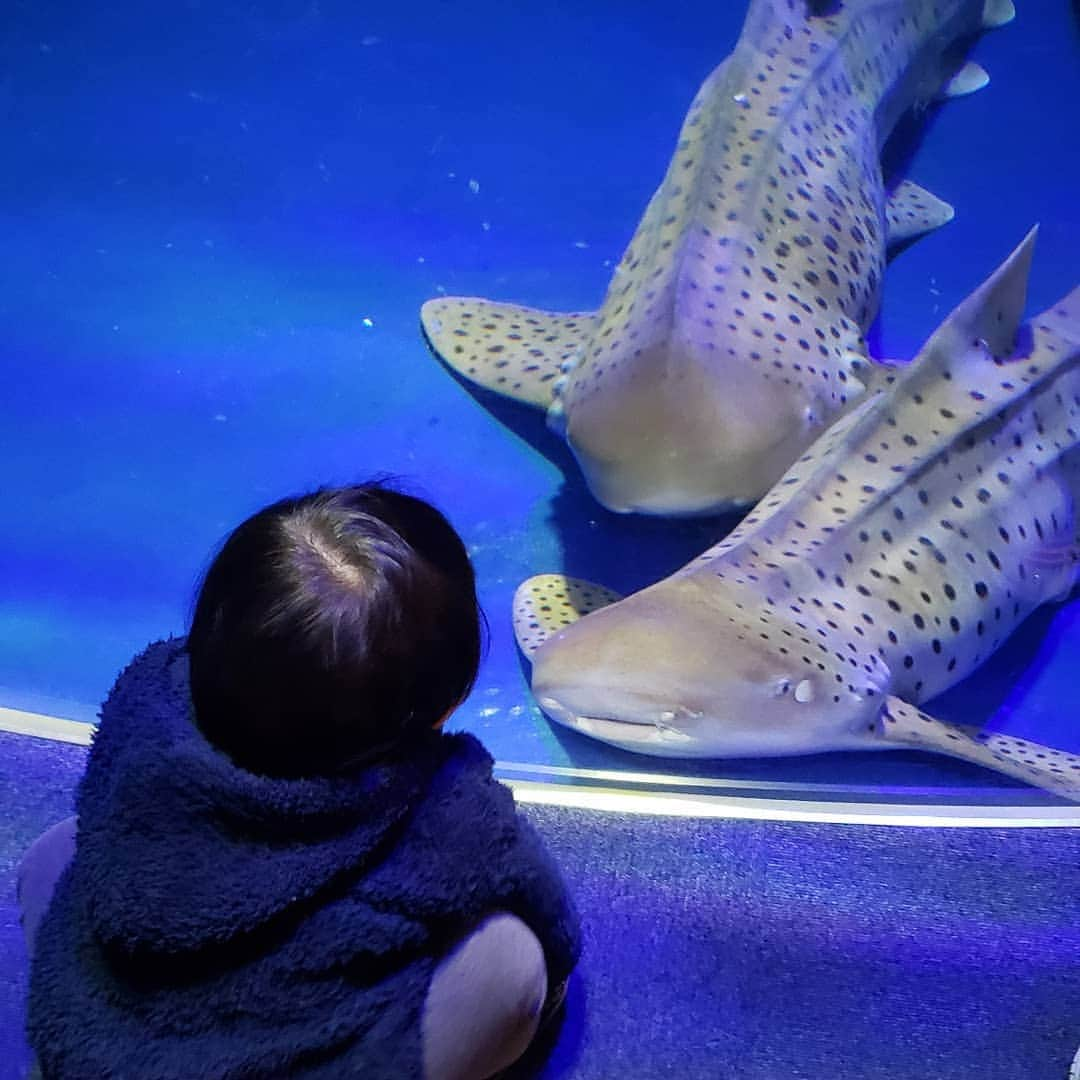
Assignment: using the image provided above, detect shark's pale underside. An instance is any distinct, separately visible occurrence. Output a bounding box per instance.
[512,230,1080,801]
[422,0,1015,515]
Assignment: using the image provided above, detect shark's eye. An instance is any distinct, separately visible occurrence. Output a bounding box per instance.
[794,679,815,704]
[773,678,791,697]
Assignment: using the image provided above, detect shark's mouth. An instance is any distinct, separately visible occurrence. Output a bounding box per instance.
[537,696,700,748]
[573,715,697,747]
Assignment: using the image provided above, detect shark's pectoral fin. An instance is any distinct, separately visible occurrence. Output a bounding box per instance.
[885,180,954,250]
[420,297,598,409]
[938,61,990,99]
[513,574,623,657]
[879,696,1080,802]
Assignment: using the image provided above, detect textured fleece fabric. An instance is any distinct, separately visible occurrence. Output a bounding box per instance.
[27,639,580,1079]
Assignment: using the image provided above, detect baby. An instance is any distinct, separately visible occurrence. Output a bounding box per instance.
[21,482,580,1078]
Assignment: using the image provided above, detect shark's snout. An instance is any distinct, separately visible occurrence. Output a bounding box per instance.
[529,584,715,753]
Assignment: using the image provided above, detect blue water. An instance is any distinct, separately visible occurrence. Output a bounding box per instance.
[2,1,1078,798]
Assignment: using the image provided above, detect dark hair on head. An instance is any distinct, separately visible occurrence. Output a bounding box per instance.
[186,481,484,778]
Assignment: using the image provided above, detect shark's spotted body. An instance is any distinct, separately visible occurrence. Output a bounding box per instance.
[514,232,1080,800]
[423,0,1013,515]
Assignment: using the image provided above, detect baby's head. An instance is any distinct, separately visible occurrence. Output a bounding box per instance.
[187,482,483,777]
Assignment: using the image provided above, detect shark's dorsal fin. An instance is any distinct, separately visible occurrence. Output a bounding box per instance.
[879,697,1080,802]
[982,0,1015,29]
[421,298,598,409]
[920,225,1037,358]
[513,574,623,657]
[885,180,954,249]
[938,61,990,99]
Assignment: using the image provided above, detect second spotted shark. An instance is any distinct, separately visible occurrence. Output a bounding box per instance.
[423,0,1014,515]
[513,231,1080,801]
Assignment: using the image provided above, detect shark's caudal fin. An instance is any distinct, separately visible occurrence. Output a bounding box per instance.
[512,574,623,657]
[420,297,598,409]
[884,180,954,249]
[879,697,1080,802]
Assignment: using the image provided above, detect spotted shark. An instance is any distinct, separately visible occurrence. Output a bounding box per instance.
[512,230,1080,800]
[422,0,1015,516]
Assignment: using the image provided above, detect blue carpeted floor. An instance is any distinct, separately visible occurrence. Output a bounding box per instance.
[2,731,1076,1080]
[3,0,1079,790]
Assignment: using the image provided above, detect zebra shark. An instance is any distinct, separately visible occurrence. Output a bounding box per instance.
[512,230,1080,801]
[422,0,1015,516]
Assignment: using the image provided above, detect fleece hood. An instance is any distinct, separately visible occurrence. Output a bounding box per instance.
[78,639,465,955]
